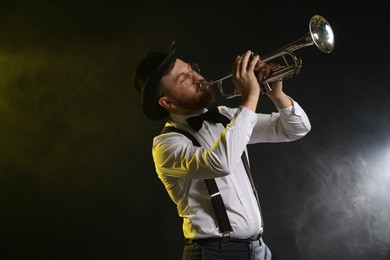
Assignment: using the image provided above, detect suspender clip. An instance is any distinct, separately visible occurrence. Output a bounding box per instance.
[222,231,231,242]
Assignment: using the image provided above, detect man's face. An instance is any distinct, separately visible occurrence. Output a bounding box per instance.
[160,59,215,112]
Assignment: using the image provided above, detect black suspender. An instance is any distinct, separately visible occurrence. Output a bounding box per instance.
[162,126,233,235]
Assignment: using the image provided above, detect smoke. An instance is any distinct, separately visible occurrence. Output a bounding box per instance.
[293,136,390,260]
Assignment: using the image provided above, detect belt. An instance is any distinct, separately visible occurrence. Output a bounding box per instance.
[185,233,262,245]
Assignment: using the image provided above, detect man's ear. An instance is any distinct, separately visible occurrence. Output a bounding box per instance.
[159,96,176,109]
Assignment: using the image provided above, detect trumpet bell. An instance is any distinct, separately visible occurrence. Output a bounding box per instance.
[309,15,335,53]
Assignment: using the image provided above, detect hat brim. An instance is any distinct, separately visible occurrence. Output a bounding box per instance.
[141,46,177,120]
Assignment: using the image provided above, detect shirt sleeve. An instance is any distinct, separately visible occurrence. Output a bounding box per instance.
[248,99,311,143]
[152,106,258,179]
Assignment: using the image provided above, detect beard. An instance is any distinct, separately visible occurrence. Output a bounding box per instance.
[174,87,215,111]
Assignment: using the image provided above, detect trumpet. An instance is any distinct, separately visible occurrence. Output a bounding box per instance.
[199,15,335,99]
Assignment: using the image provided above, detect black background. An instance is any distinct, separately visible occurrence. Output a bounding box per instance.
[1,1,389,259]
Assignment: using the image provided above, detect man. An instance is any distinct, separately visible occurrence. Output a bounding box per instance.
[133,42,311,260]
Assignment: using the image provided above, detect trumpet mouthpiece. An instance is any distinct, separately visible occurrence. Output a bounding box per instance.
[199,82,210,90]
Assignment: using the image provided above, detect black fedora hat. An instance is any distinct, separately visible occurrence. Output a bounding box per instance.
[133,41,177,120]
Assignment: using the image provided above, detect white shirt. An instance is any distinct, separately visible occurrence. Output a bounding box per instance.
[152,100,311,239]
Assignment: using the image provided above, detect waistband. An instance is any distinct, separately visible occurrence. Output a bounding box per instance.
[185,233,262,245]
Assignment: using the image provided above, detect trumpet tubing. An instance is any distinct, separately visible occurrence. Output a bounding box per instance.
[200,15,335,99]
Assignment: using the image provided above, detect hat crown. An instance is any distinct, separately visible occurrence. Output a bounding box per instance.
[133,51,167,96]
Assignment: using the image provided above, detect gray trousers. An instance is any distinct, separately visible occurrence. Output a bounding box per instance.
[182,237,272,260]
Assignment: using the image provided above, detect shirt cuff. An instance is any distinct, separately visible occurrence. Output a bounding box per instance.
[278,100,303,117]
[233,106,258,128]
